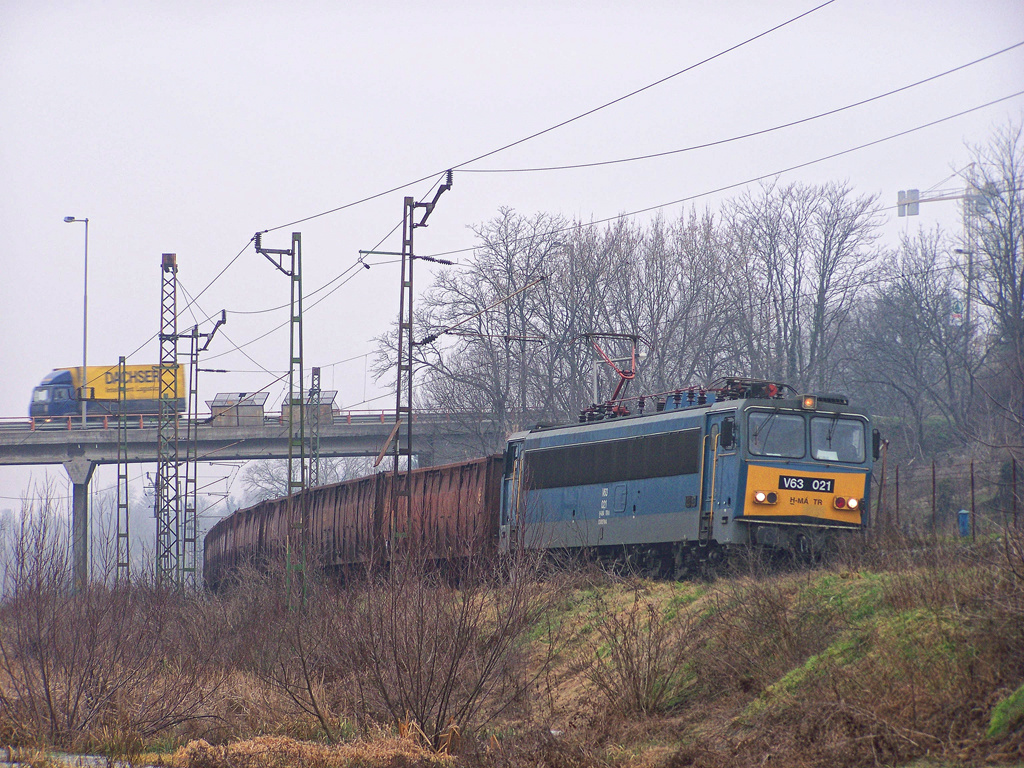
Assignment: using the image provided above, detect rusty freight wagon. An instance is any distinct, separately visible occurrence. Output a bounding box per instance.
[204,455,503,589]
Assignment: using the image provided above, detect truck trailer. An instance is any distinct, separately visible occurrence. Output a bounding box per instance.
[29,365,185,418]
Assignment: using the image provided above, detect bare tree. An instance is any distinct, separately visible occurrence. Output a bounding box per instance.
[725,181,881,392]
[378,182,883,448]
[410,209,734,437]
[240,458,364,504]
[235,569,350,742]
[966,120,1024,445]
[409,208,569,453]
[852,228,972,453]
[641,210,731,388]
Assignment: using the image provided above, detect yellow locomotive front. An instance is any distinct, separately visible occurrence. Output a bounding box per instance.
[738,396,872,529]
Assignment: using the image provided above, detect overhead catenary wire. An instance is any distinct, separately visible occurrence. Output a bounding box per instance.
[109,26,1008,361]
[228,177,434,318]
[108,238,255,369]
[258,0,838,235]
[199,255,400,365]
[88,27,1016,381]
[179,282,277,378]
[107,1,835,360]
[460,41,1024,174]
[20,88,1019,431]
[420,90,1024,263]
[35,2,814,401]
[227,260,365,316]
[202,174,449,367]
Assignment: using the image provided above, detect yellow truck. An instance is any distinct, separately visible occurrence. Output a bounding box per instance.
[29,365,185,418]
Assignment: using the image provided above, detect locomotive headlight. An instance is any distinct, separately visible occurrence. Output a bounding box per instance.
[754,491,767,503]
[834,496,859,510]
[847,497,859,510]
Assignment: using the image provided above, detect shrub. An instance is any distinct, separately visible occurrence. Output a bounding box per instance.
[0,489,220,750]
[582,583,700,715]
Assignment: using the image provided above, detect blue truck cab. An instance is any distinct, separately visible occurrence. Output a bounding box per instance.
[30,370,80,418]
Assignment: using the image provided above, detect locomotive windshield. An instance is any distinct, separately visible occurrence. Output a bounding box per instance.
[810,416,866,463]
[747,412,805,458]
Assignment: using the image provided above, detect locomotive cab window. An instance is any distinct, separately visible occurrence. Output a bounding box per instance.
[748,412,805,458]
[720,416,736,450]
[811,416,866,463]
[503,442,521,477]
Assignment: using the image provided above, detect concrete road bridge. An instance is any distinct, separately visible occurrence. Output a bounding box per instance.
[0,408,503,582]
[0,409,497,469]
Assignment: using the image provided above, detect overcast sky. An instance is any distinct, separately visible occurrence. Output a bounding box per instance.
[1,0,1022,509]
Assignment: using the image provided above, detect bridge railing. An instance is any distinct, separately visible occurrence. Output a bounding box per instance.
[0,409,491,433]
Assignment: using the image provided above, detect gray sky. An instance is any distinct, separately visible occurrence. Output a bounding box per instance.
[2,0,1023,509]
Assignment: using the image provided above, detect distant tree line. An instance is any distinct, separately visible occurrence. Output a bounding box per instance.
[380,121,1024,462]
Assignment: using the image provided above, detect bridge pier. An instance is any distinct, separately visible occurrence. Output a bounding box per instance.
[63,458,95,587]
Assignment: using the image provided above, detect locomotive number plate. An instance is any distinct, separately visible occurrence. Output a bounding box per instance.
[778,475,834,493]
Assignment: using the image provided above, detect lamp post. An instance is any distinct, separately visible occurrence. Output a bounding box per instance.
[64,216,89,428]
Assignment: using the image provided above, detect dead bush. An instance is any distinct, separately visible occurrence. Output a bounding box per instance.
[231,565,357,743]
[0,489,220,750]
[462,728,603,768]
[344,548,558,749]
[581,583,700,715]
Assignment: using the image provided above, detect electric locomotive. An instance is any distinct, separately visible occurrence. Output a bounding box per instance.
[499,378,877,575]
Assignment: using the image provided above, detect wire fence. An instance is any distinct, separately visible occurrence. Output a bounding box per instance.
[872,449,1023,540]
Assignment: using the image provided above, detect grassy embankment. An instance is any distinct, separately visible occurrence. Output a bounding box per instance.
[1,530,1023,768]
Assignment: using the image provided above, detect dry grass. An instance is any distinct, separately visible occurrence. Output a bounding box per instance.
[498,539,1024,768]
[4,509,1024,767]
[171,735,456,768]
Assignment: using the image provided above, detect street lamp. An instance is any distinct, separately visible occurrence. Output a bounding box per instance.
[64,216,89,428]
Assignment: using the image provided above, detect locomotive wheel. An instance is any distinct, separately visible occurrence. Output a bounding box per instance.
[698,543,725,582]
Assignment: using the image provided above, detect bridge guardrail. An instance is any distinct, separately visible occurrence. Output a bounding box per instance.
[0,409,483,433]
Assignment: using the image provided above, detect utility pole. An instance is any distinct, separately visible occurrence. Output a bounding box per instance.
[255,231,308,599]
[391,172,453,549]
[181,312,225,589]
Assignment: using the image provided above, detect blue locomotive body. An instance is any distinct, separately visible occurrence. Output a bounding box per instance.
[499,384,873,574]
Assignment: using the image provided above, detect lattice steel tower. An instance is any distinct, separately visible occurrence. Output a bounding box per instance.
[154,254,224,588]
[116,356,130,583]
[309,366,322,488]
[155,253,181,586]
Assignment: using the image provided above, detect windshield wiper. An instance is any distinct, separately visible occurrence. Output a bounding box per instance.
[753,413,776,440]
[825,415,839,446]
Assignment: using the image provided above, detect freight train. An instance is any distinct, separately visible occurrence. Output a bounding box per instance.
[29,365,185,418]
[203,378,877,587]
